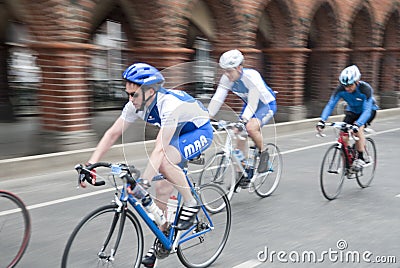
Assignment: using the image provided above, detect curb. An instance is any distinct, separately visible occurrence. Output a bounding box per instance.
[1,108,399,179]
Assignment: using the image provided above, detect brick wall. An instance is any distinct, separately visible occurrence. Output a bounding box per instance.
[4,0,398,148]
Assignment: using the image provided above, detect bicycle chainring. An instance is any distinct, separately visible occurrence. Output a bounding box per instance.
[154,238,170,259]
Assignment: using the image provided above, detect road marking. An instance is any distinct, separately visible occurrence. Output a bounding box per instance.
[27,188,115,211]
[232,259,261,268]
[6,126,399,213]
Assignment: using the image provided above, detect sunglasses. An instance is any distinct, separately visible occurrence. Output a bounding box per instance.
[124,91,140,98]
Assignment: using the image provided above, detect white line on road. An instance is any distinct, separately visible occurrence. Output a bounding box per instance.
[6,127,400,213]
[232,259,261,268]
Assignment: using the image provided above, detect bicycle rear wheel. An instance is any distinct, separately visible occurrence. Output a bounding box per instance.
[356,137,377,188]
[177,184,231,268]
[253,143,282,198]
[62,204,143,268]
[0,190,31,268]
[320,145,346,200]
[198,152,235,212]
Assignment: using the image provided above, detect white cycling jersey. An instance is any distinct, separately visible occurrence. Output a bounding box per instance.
[120,88,209,129]
[208,68,276,120]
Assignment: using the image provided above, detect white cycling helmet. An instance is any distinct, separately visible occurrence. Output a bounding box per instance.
[339,65,361,86]
[219,49,244,69]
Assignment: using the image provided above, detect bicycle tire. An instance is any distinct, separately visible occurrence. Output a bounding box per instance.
[0,190,31,268]
[253,143,282,198]
[356,137,377,188]
[198,152,235,212]
[177,184,231,268]
[61,204,143,268]
[320,145,346,200]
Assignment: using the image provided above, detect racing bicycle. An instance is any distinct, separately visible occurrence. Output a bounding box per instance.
[198,121,282,212]
[61,162,231,268]
[317,122,377,200]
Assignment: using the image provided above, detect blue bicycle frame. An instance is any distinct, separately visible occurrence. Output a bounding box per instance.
[119,174,214,252]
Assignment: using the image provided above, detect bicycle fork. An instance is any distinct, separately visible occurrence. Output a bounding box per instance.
[98,195,126,262]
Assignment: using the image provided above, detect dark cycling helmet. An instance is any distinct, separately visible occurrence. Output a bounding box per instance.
[122,63,164,87]
[339,65,361,86]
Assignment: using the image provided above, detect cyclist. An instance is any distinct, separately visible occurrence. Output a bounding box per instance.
[83,62,213,267]
[208,49,277,187]
[316,65,379,166]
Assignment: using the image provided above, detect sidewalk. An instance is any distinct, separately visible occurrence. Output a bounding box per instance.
[0,108,399,179]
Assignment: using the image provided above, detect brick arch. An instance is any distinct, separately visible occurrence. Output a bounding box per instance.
[379,9,400,108]
[349,3,377,89]
[182,0,241,51]
[305,1,340,118]
[257,0,302,116]
[257,0,297,48]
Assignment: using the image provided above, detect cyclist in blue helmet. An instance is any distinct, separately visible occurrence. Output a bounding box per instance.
[208,49,277,187]
[316,65,379,166]
[84,62,213,267]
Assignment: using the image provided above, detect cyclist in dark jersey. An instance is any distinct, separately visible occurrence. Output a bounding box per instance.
[316,65,379,166]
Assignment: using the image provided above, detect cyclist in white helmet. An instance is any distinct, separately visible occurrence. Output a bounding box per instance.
[208,49,277,187]
[316,65,379,166]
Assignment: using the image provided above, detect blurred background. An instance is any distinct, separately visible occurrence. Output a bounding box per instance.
[0,0,399,159]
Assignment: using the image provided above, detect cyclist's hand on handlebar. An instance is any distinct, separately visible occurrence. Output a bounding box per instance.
[351,124,359,133]
[74,163,97,188]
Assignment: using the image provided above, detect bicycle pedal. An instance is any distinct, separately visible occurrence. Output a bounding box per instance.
[327,170,339,174]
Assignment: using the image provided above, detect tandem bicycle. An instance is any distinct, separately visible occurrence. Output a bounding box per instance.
[61,162,231,267]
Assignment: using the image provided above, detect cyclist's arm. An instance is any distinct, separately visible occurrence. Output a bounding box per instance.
[320,88,341,121]
[356,95,374,126]
[241,83,260,121]
[88,117,130,163]
[208,76,230,117]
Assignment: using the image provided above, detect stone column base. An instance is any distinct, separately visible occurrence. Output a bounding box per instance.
[379,91,399,109]
[275,105,307,122]
[33,130,98,155]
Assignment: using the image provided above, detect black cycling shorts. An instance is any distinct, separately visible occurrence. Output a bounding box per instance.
[343,110,376,126]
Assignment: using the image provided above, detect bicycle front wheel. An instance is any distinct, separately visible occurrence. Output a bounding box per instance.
[198,152,235,212]
[356,137,377,188]
[253,143,283,198]
[62,204,143,268]
[0,191,31,268]
[177,184,231,268]
[320,145,346,200]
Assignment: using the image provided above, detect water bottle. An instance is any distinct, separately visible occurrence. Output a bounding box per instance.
[130,183,148,200]
[142,195,166,226]
[233,149,245,163]
[166,195,178,224]
[247,147,257,168]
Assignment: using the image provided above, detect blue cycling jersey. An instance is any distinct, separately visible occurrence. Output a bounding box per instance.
[321,81,379,126]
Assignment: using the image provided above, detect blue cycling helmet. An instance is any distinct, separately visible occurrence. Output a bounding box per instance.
[339,65,361,86]
[122,63,164,87]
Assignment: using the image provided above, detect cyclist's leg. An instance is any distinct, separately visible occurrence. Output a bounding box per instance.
[251,101,277,150]
[343,111,358,146]
[166,122,213,229]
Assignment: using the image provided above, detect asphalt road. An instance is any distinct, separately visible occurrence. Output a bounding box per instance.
[1,115,399,268]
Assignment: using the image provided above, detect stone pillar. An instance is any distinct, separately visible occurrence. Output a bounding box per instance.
[0,45,14,122]
[262,48,310,122]
[379,48,400,108]
[30,42,97,153]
